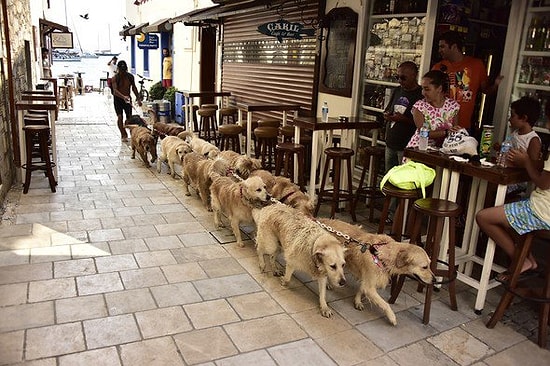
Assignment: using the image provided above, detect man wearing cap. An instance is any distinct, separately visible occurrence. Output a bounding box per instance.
[111,60,142,141]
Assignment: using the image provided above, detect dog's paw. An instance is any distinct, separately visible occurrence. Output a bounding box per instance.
[237,242,245,248]
[388,314,397,326]
[320,306,333,318]
[354,302,365,311]
[279,277,289,286]
[273,269,284,277]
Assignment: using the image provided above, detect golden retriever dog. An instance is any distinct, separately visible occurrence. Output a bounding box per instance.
[179,131,219,159]
[218,150,262,179]
[250,170,314,215]
[210,175,271,248]
[253,204,347,317]
[157,136,193,178]
[319,218,435,325]
[181,153,231,210]
[127,125,158,167]
[152,122,185,140]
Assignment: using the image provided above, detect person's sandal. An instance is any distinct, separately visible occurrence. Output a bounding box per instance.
[495,269,540,284]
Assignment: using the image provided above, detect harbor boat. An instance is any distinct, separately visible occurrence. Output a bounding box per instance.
[52,49,81,62]
[94,50,120,57]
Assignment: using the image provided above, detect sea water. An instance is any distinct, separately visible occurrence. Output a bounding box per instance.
[51,55,115,90]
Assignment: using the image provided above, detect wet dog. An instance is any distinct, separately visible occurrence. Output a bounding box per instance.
[157,136,193,178]
[253,204,347,317]
[210,175,271,248]
[250,170,314,215]
[152,122,185,140]
[128,125,157,167]
[218,150,262,179]
[179,131,219,159]
[319,218,435,325]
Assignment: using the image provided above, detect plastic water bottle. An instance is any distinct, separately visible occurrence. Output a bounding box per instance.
[418,122,429,151]
[321,101,329,122]
[497,137,513,167]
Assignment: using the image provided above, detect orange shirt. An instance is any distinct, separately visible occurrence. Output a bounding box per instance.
[432,56,488,129]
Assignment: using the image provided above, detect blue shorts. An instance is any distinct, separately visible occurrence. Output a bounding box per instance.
[504,199,550,235]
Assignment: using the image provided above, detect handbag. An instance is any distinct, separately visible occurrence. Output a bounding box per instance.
[380,161,436,198]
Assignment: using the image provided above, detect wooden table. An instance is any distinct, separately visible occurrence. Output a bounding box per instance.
[182,91,231,132]
[15,100,58,181]
[404,148,528,313]
[236,102,301,157]
[289,117,381,199]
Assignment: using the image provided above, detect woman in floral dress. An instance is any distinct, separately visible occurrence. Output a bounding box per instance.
[406,70,460,149]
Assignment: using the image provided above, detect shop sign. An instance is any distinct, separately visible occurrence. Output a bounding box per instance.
[137,33,159,49]
[257,19,315,43]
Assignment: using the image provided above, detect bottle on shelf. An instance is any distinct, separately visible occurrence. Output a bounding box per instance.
[534,16,549,51]
[526,16,540,50]
[418,121,429,151]
[321,101,329,122]
[496,136,513,168]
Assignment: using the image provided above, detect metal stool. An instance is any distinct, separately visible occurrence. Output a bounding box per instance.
[22,125,56,194]
[314,147,354,218]
[220,107,238,125]
[218,124,242,153]
[275,142,306,191]
[351,146,386,222]
[389,198,461,324]
[253,126,279,171]
[487,230,550,348]
[377,184,422,241]
[198,108,218,142]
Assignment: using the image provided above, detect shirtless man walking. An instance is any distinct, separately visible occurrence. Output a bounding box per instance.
[111,60,142,141]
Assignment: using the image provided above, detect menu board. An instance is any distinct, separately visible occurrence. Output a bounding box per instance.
[320,7,358,97]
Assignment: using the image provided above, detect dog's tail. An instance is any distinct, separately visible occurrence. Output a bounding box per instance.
[178,130,195,142]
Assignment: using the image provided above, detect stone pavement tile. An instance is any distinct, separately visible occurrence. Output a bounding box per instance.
[149,195,180,205]
[95,254,138,273]
[54,258,96,278]
[0,283,27,307]
[269,284,320,314]
[177,231,218,247]
[388,340,457,366]
[484,340,550,365]
[199,257,247,278]
[162,211,197,224]
[56,294,107,323]
[160,263,208,283]
[0,235,49,251]
[0,223,32,238]
[71,243,111,258]
[0,249,29,266]
[92,199,124,209]
[316,328,383,365]
[105,288,157,315]
[83,314,141,349]
[356,310,438,353]
[134,250,177,267]
[113,206,145,217]
[215,350,277,366]
[131,214,169,227]
[0,262,52,285]
[155,222,207,236]
[15,212,50,225]
[193,273,262,300]
[184,299,240,329]
[408,299,472,332]
[150,282,203,307]
[77,272,124,295]
[143,235,183,251]
[29,245,71,264]
[28,277,76,302]
[121,225,159,240]
[67,219,102,232]
[174,327,238,365]
[0,330,24,365]
[427,327,493,366]
[25,322,85,359]
[15,203,64,214]
[108,238,149,254]
[461,319,526,352]
[135,306,192,338]
[267,339,336,366]
[224,241,257,260]
[224,313,307,353]
[290,308,352,339]
[58,347,121,366]
[170,245,230,263]
[120,337,185,366]
[227,292,283,320]
[361,355,404,366]
[146,203,194,215]
[51,231,84,245]
[100,217,135,230]
[119,267,167,289]
[88,228,125,242]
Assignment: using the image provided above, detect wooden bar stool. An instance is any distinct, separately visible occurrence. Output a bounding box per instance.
[198,107,218,142]
[253,126,279,171]
[314,147,354,218]
[220,107,238,125]
[218,124,242,153]
[275,142,306,190]
[389,198,461,324]
[257,119,281,128]
[486,230,550,348]
[378,184,422,241]
[22,125,56,194]
[351,146,386,222]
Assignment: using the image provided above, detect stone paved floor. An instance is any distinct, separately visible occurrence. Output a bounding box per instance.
[1,92,549,365]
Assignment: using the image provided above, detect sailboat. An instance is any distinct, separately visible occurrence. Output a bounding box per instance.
[95,24,120,57]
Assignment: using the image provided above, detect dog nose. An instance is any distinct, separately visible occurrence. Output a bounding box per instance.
[339,278,346,286]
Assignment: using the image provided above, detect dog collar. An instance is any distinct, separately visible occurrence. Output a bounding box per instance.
[279,190,295,203]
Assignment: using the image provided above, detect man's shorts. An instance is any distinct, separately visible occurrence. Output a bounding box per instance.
[114,96,132,119]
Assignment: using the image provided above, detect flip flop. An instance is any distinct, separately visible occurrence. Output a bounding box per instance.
[495,268,541,284]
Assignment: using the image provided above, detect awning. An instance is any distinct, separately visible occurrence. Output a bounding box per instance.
[170,0,274,25]
[170,5,220,24]
[119,25,135,36]
[142,18,173,33]
[128,22,149,36]
[39,18,69,36]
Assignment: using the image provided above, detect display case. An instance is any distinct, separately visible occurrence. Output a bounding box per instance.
[512,1,550,133]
